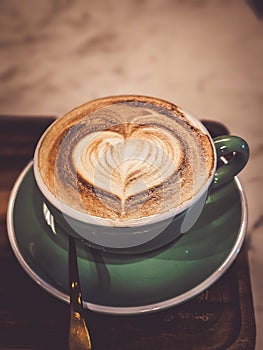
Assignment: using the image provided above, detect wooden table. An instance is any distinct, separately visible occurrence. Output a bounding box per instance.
[0,116,256,350]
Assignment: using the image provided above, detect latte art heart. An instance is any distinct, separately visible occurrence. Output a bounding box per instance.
[37,98,215,222]
[73,128,182,211]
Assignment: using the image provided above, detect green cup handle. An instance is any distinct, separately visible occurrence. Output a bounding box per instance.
[212,135,249,188]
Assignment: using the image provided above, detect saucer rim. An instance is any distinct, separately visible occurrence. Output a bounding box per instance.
[7,161,248,315]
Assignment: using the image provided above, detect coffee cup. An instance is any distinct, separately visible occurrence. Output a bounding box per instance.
[33,95,249,254]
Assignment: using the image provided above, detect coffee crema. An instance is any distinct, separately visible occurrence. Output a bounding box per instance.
[37,96,215,222]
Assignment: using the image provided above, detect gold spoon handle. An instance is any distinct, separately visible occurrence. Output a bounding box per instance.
[68,235,92,350]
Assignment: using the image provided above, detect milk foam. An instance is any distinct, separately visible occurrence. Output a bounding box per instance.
[37,98,214,221]
[72,127,181,212]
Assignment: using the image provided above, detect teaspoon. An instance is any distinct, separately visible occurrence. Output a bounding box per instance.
[68,235,92,350]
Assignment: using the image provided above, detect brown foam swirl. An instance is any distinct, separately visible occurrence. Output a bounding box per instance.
[73,127,181,210]
[37,97,214,222]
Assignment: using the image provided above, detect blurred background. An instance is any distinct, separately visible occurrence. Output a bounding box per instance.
[1,0,262,348]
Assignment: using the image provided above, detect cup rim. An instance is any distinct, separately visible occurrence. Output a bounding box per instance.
[33,95,217,228]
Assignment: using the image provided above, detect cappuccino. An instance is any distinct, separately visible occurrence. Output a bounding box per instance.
[36,96,215,223]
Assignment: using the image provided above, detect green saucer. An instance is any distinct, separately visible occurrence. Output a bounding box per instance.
[7,162,247,315]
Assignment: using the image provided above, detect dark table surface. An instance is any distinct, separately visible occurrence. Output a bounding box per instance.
[0,115,256,350]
